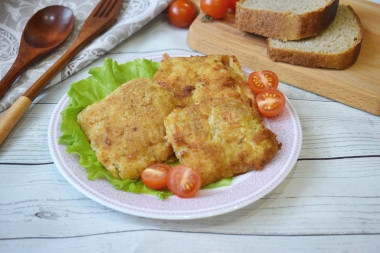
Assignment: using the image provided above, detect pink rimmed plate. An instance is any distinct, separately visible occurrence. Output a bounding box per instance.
[48,54,302,220]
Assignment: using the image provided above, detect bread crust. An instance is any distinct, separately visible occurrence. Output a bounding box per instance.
[235,0,339,40]
[267,5,363,69]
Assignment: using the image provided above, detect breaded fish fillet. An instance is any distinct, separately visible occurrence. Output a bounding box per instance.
[77,78,176,180]
[153,55,254,107]
[164,97,280,187]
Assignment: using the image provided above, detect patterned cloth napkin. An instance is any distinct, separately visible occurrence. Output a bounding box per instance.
[0,0,171,112]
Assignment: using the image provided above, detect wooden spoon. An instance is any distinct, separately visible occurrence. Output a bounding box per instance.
[0,0,123,146]
[0,5,75,98]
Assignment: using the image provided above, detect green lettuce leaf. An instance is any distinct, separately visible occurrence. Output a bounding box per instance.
[59,58,231,200]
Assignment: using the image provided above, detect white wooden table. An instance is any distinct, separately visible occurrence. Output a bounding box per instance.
[1,2,380,252]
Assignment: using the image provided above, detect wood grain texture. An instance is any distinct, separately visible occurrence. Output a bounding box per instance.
[0,0,123,146]
[187,0,380,115]
[1,86,379,164]
[2,157,380,229]
[1,5,380,250]
[1,232,379,253]
[1,52,379,251]
[0,96,32,145]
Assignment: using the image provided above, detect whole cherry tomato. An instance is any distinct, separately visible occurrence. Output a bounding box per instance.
[168,0,198,28]
[200,0,229,19]
[227,0,239,11]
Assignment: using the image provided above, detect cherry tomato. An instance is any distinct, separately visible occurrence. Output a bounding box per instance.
[168,0,198,28]
[248,70,279,94]
[227,0,239,11]
[167,165,202,198]
[200,0,229,19]
[256,90,286,117]
[141,163,171,190]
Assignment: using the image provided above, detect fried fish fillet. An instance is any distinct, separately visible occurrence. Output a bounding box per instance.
[77,78,176,180]
[164,97,280,187]
[153,55,254,107]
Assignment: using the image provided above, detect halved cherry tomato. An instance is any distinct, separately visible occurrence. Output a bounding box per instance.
[227,0,239,11]
[141,163,171,190]
[248,70,279,94]
[167,165,202,198]
[168,0,198,28]
[256,90,286,117]
[200,0,229,19]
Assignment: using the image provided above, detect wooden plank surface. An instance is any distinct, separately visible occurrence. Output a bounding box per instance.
[1,8,380,251]
[187,0,380,116]
[1,81,380,250]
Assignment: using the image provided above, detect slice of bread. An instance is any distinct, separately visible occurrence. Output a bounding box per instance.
[267,5,363,70]
[235,0,338,40]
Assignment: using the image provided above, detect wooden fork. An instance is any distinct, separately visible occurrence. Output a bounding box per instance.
[0,0,123,145]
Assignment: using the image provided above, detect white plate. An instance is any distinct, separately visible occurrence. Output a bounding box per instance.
[48,54,302,220]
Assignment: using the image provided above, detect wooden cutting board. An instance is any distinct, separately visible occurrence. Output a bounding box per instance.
[187,0,380,116]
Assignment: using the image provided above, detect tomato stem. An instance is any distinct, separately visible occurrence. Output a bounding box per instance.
[201,14,212,22]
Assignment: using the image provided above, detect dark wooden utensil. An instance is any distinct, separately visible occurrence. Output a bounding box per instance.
[0,5,75,98]
[0,0,123,145]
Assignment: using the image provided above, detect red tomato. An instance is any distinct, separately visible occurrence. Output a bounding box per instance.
[248,70,279,94]
[167,165,202,198]
[256,90,286,117]
[227,0,239,11]
[141,163,171,190]
[168,0,198,28]
[200,0,229,19]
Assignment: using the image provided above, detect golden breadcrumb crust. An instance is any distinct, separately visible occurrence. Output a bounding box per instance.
[153,55,254,108]
[77,78,176,180]
[164,97,280,187]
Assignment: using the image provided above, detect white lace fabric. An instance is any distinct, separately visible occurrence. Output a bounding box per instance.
[0,0,170,111]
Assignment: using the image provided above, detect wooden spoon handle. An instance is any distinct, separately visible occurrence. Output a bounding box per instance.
[0,0,123,145]
[24,39,86,101]
[0,38,86,145]
[0,54,32,98]
[0,96,32,145]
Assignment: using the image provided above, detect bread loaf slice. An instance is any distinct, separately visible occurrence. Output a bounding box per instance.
[235,0,338,40]
[267,5,363,70]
